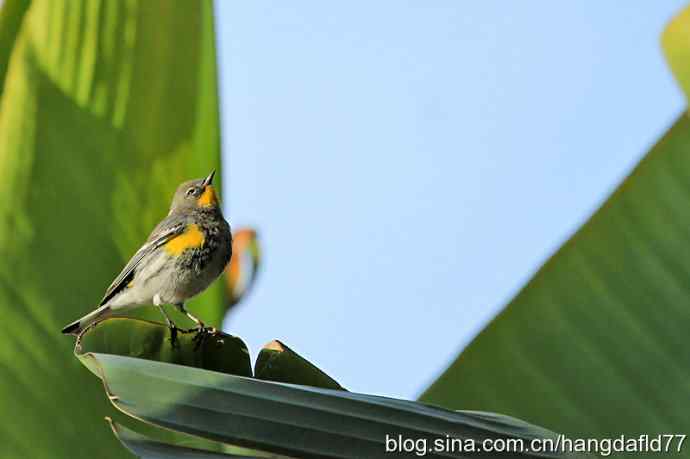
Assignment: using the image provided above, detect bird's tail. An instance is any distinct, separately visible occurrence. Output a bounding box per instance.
[61,305,112,336]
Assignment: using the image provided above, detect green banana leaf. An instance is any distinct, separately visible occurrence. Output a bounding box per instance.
[82,352,589,459]
[0,0,223,457]
[254,339,345,390]
[76,319,332,458]
[420,5,690,450]
[0,0,29,94]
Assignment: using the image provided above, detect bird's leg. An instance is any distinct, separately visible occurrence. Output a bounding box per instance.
[175,303,216,349]
[156,304,179,347]
[175,303,214,332]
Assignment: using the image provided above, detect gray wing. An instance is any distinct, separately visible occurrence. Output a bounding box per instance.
[99,221,185,306]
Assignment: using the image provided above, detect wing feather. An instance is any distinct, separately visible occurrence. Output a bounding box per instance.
[99,222,185,306]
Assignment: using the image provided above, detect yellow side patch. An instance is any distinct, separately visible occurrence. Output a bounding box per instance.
[197,185,218,207]
[165,224,205,255]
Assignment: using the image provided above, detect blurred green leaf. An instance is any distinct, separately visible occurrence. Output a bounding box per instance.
[83,353,588,459]
[0,1,223,457]
[662,4,690,103]
[76,318,252,378]
[254,339,345,390]
[421,6,690,446]
[0,0,30,95]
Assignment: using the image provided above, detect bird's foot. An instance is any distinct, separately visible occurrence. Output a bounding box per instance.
[191,325,217,350]
[177,327,197,334]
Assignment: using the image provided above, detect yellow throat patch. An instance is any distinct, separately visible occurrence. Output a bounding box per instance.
[165,224,205,255]
[197,185,218,207]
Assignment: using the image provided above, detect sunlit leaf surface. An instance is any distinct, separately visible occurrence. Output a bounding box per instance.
[0,1,222,457]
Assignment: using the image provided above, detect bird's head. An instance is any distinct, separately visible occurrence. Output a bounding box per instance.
[170,170,219,213]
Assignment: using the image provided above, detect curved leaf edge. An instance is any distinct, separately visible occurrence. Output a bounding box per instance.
[106,418,262,459]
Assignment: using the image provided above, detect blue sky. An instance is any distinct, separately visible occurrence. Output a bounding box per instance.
[214,1,686,399]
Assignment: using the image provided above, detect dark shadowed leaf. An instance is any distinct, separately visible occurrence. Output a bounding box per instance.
[254,339,345,390]
[76,318,252,378]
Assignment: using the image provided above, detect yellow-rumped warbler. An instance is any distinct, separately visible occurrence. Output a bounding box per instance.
[62,170,232,337]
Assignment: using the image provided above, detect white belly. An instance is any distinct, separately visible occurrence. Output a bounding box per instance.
[106,251,173,310]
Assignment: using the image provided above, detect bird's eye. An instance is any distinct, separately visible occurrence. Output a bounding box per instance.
[186,187,196,196]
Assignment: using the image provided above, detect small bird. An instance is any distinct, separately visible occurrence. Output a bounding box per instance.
[62,170,232,338]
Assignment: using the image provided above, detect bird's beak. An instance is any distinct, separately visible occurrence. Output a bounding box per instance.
[202,169,215,187]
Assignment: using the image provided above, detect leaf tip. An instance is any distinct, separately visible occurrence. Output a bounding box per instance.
[262,339,285,352]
